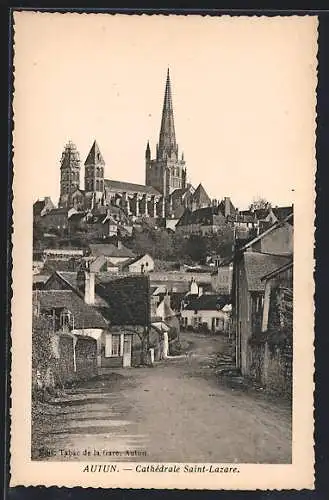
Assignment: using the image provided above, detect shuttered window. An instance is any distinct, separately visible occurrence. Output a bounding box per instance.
[111,334,121,357]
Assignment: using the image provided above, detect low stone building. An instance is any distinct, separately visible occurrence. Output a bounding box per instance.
[121,253,155,274]
[181,293,231,333]
[246,260,293,396]
[88,241,135,266]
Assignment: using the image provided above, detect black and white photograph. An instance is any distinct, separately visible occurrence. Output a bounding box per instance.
[10,12,315,490]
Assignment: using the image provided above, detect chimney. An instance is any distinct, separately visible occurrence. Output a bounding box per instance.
[77,263,95,305]
[198,286,203,297]
[84,270,95,305]
[117,239,123,250]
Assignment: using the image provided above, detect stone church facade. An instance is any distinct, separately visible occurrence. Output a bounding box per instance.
[58,70,211,219]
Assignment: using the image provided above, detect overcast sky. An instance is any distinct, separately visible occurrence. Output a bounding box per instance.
[13,13,317,210]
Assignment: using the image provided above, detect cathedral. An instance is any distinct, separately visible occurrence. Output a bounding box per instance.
[58,69,211,219]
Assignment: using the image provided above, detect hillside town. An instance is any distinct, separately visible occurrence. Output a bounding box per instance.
[32,70,293,463]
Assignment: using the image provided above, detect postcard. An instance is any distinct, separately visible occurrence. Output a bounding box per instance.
[10,11,316,490]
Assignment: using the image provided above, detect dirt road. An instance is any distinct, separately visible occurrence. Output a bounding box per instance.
[32,332,292,464]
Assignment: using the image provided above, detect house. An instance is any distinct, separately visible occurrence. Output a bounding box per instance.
[121,253,155,274]
[88,241,135,265]
[33,197,55,222]
[238,212,293,256]
[34,288,108,372]
[261,260,293,335]
[42,271,128,368]
[252,205,293,234]
[217,197,236,218]
[243,260,293,395]
[180,293,231,333]
[211,259,233,295]
[84,212,119,239]
[226,212,258,240]
[176,206,227,236]
[38,207,69,232]
[82,255,111,273]
[42,258,84,274]
[33,274,50,290]
[233,252,291,375]
[43,269,154,368]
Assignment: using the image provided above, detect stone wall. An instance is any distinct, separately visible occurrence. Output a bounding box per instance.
[247,340,292,397]
[75,335,98,379]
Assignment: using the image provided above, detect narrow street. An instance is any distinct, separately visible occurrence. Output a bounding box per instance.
[32,332,292,464]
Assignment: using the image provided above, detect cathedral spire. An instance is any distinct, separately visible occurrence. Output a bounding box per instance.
[145,140,151,160]
[158,68,177,159]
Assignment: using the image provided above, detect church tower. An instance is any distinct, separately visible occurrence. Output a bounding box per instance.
[84,140,105,209]
[145,69,187,213]
[58,140,81,208]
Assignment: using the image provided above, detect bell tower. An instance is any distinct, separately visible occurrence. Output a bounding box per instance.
[58,140,81,209]
[84,140,105,209]
[145,69,187,211]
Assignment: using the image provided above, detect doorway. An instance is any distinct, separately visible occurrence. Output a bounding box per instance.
[122,334,132,367]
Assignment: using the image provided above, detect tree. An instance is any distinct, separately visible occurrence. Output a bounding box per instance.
[249,197,271,211]
[185,235,208,263]
[205,226,234,260]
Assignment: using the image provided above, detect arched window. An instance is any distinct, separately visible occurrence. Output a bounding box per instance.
[96,180,100,191]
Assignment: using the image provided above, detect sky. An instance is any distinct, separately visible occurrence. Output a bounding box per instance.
[13,13,317,210]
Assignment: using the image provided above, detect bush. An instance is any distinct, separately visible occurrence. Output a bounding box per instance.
[168,326,179,341]
[169,339,182,356]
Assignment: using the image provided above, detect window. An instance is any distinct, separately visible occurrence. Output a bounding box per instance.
[60,310,73,330]
[111,334,121,357]
[215,317,224,329]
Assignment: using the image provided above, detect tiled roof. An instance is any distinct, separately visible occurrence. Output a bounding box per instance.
[155,291,186,311]
[244,252,291,292]
[239,212,293,251]
[89,243,135,259]
[33,274,50,284]
[272,206,293,221]
[218,198,236,217]
[121,254,152,269]
[37,290,108,329]
[69,212,87,222]
[88,255,108,273]
[95,273,121,285]
[177,206,226,226]
[95,275,150,326]
[55,271,79,290]
[176,208,192,226]
[104,179,160,196]
[43,259,82,273]
[170,188,187,198]
[183,294,230,311]
[84,140,105,166]
[261,259,293,281]
[33,200,46,216]
[192,183,211,206]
